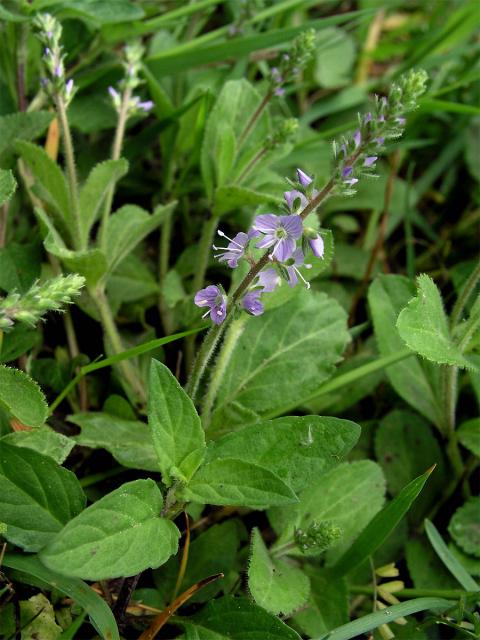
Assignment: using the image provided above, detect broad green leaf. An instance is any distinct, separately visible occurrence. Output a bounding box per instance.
[14,141,71,235]
[248,528,310,616]
[397,274,474,369]
[332,468,433,577]
[1,428,74,464]
[105,202,175,274]
[269,461,385,565]
[0,444,85,551]
[209,290,349,433]
[40,479,180,580]
[179,596,302,640]
[448,498,480,558]
[0,111,53,162]
[181,459,298,508]
[206,416,360,493]
[406,538,459,590]
[457,418,480,457]
[154,519,247,605]
[2,553,119,640]
[56,0,144,24]
[79,158,129,243]
[44,236,108,287]
[375,410,446,518]
[313,598,453,640]
[213,184,282,217]
[108,254,159,306]
[0,243,41,292]
[0,365,48,428]
[425,519,479,591]
[368,275,443,428]
[293,568,348,637]
[314,27,356,88]
[70,412,158,472]
[0,325,40,363]
[148,360,205,486]
[0,169,16,206]
[449,543,480,578]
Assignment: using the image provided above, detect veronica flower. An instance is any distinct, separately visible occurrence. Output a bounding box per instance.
[213,230,249,268]
[353,130,362,149]
[297,168,313,187]
[242,290,264,316]
[137,100,154,112]
[284,189,308,213]
[253,214,303,262]
[285,248,312,288]
[308,234,325,259]
[194,285,227,325]
[256,268,281,292]
[364,156,377,167]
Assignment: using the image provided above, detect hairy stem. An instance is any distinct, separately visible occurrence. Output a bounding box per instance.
[237,90,273,148]
[186,318,230,403]
[99,86,132,250]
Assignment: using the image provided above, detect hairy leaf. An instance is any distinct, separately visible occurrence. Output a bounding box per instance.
[0,169,16,206]
[0,365,48,428]
[1,428,74,464]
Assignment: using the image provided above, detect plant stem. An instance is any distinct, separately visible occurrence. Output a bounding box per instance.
[93,286,147,404]
[186,318,230,403]
[201,315,247,425]
[16,24,28,112]
[350,586,477,599]
[236,147,267,184]
[54,94,82,249]
[237,90,273,148]
[113,573,141,625]
[192,216,218,295]
[99,86,132,250]
[450,258,480,328]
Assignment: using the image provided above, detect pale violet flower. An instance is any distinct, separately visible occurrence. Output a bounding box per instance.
[297,168,312,187]
[242,290,264,316]
[253,214,303,262]
[285,248,312,289]
[284,189,308,213]
[194,285,227,325]
[308,234,325,259]
[213,230,249,268]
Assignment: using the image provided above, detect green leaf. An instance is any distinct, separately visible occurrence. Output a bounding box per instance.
[0,365,48,428]
[269,461,385,565]
[148,359,205,486]
[457,418,480,457]
[0,443,85,552]
[425,519,479,591]
[179,596,302,640]
[313,597,453,640]
[181,459,298,508]
[108,254,159,306]
[248,528,310,616]
[0,111,53,162]
[1,428,74,464]
[213,184,281,217]
[397,274,474,369]
[105,202,175,274]
[14,141,71,235]
[0,243,41,293]
[79,158,129,244]
[333,468,433,577]
[40,479,180,580]
[448,498,480,558]
[206,416,360,493]
[56,0,144,24]
[406,538,459,590]
[2,553,119,640]
[209,290,349,433]
[0,169,16,206]
[44,235,108,287]
[314,27,356,88]
[368,275,443,428]
[70,411,158,472]
[293,568,348,637]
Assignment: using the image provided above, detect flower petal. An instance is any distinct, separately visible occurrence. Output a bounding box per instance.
[284,189,308,213]
[253,214,279,233]
[281,215,303,239]
[256,235,277,250]
[194,285,219,307]
[286,265,298,287]
[309,235,325,259]
[274,236,296,262]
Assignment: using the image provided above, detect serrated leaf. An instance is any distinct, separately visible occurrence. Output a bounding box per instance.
[44,233,108,286]
[0,365,48,428]
[182,459,298,508]
[457,418,480,456]
[148,360,205,486]
[40,479,180,580]
[179,596,302,640]
[368,275,443,428]
[448,498,480,558]
[397,274,474,369]
[79,158,129,243]
[209,290,349,433]
[0,444,86,551]
[206,415,360,493]
[105,202,175,274]
[248,528,310,615]
[0,111,53,162]
[1,428,74,464]
[70,411,159,472]
[0,169,16,206]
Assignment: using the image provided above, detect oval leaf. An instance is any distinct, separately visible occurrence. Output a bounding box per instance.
[0,365,48,428]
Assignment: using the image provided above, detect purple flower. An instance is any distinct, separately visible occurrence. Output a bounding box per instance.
[253,214,303,262]
[213,230,249,268]
[284,189,308,213]
[309,234,325,259]
[274,87,285,97]
[285,249,312,289]
[108,86,119,100]
[297,168,313,187]
[342,166,353,178]
[271,67,283,84]
[344,177,359,187]
[54,64,62,78]
[138,100,154,112]
[395,116,406,126]
[194,285,227,325]
[256,268,281,292]
[242,290,264,316]
[378,114,385,123]
[65,79,74,98]
[353,130,362,149]
[375,136,385,146]
[364,112,373,123]
[364,156,377,167]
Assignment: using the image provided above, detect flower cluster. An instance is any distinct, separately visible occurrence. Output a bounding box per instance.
[108,42,154,117]
[0,274,85,332]
[269,29,317,97]
[195,167,324,324]
[35,13,75,106]
[294,520,343,554]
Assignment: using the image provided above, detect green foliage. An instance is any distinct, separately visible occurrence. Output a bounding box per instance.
[0,365,48,428]
[457,418,480,456]
[0,111,53,163]
[0,168,16,206]
[448,498,480,558]
[0,443,85,551]
[40,479,180,580]
[1,428,74,464]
